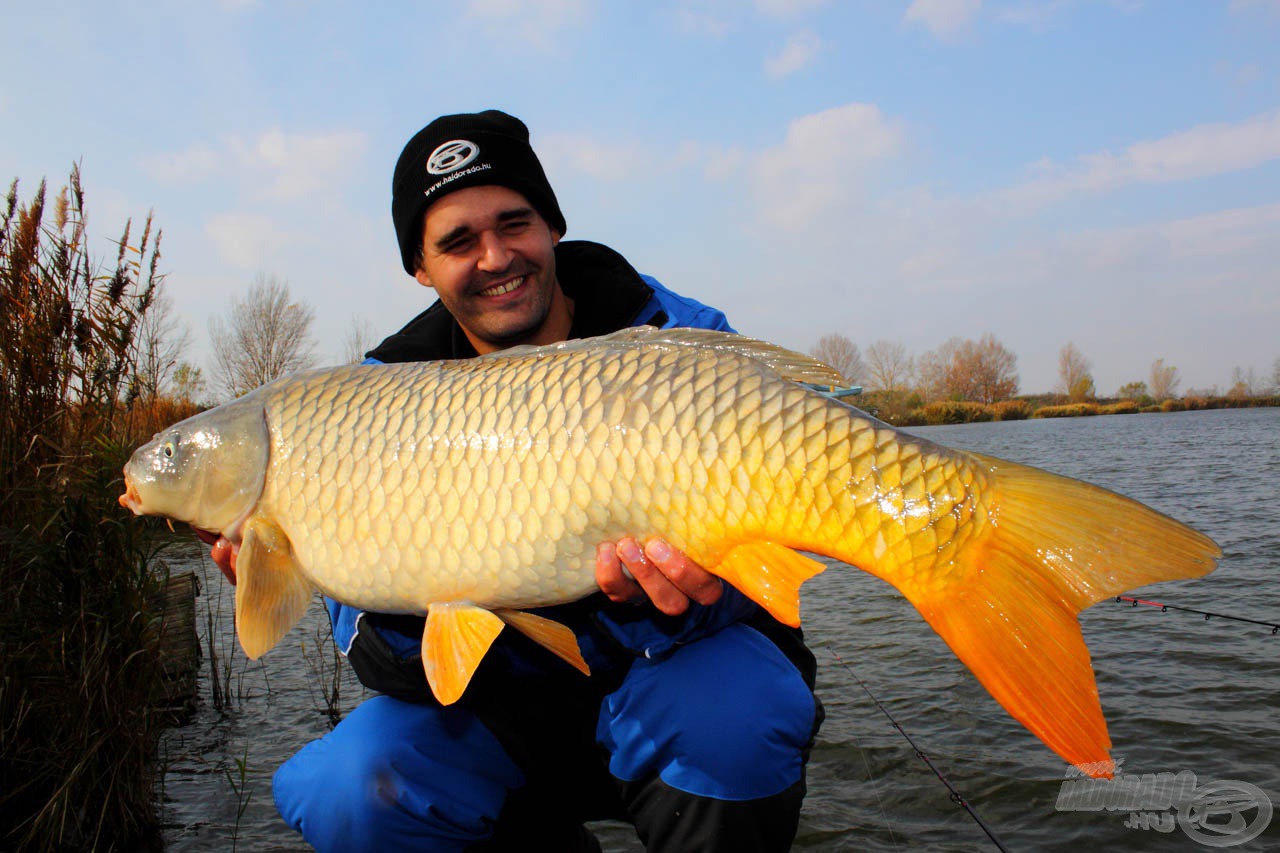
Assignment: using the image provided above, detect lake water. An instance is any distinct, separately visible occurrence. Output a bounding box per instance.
[159,407,1280,850]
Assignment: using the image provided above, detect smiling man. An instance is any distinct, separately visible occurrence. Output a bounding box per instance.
[263,110,824,852]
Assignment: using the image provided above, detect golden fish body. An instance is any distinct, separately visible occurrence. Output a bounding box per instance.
[121,328,1219,775]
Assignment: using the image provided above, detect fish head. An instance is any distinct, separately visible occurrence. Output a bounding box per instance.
[120,396,270,536]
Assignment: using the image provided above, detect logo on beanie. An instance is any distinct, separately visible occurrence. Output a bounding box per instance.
[427,140,480,175]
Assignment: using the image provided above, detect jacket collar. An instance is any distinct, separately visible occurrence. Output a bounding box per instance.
[366,240,654,364]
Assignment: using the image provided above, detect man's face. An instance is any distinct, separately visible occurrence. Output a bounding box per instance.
[415,185,563,353]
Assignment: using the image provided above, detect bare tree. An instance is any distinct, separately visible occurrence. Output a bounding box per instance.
[1149,358,1181,401]
[864,339,914,391]
[809,333,864,385]
[133,288,192,402]
[342,315,378,365]
[210,274,316,398]
[172,362,206,405]
[918,334,1019,404]
[1227,366,1258,399]
[1056,342,1095,402]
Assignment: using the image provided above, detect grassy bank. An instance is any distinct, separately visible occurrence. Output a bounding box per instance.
[857,389,1280,427]
[1,170,196,850]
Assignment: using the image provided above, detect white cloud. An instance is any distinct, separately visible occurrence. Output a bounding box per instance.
[142,144,220,184]
[904,0,983,40]
[466,0,593,47]
[994,0,1073,31]
[752,103,904,229]
[756,0,829,16]
[205,212,289,268]
[540,134,702,182]
[228,128,366,200]
[1230,0,1280,14]
[703,145,748,180]
[142,128,367,200]
[764,31,822,78]
[674,7,732,38]
[1000,110,1280,209]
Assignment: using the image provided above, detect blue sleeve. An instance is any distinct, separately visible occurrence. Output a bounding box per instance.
[636,275,736,333]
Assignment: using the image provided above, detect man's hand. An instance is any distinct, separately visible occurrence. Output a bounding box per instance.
[194,527,238,585]
[596,538,723,616]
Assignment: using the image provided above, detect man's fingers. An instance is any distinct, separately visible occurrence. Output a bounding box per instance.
[596,542,644,604]
[616,538,689,616]
[644,539,723,606]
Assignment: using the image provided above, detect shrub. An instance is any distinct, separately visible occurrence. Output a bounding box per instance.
[921,400,993,425]
[1032,403,1099,419]
[1160,399,1186,412]
[990,399,1032,421]
[1099,400,1139,415]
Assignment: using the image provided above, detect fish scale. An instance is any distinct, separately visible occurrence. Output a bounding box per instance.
[120,327,1220,774]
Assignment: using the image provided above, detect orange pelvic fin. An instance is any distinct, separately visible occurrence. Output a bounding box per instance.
[713,541,826,627]
[234,514,312,660]
[903,453,1221,777]
[423,601,505,705]
[496,609,591,676]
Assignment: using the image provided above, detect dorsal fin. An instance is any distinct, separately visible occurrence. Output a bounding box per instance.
[481,327,851,387]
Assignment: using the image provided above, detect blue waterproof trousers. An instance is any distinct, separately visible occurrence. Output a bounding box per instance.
[273,624,821,851]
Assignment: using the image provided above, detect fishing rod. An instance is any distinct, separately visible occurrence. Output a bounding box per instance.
[1114,595,1280,634]
[823,645,1011,853]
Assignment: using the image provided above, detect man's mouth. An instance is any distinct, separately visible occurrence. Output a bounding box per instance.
[478,275,526,298]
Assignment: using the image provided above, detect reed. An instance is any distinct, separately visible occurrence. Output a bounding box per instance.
[921,400,993,425]
[1031,403,1100,419]
[0,168,171,850]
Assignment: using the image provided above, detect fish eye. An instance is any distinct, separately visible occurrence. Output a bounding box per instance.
[162,440,176,459]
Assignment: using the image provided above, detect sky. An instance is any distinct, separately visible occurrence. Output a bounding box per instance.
[3,0,1278,396]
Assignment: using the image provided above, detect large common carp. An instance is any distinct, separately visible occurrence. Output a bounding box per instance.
[120,328,1219,775]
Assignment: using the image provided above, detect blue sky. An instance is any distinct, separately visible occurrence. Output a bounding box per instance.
[3,0,1278,395]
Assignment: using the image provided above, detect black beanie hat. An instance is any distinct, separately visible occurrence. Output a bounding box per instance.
[391,110,567,274]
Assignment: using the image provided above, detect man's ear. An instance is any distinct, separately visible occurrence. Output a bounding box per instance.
[551,230,561,246]
[414,268,434,289]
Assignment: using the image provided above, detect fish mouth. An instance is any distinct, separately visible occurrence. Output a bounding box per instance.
[119,479,142,514]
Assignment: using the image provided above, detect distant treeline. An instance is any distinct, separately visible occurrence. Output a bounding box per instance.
[858,390,1280,427]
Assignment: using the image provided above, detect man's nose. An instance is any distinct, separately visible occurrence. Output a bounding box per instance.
[476,231,513,272]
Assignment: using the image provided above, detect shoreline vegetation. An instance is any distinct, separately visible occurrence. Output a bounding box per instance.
[857,390,1280,427]
[1,169,198,850]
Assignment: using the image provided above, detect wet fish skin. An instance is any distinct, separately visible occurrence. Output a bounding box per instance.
[120,328,1220,776]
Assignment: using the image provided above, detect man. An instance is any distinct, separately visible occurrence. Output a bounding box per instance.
[211,110,822,851]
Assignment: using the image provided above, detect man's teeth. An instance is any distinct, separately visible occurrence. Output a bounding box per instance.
[483,276,525,296]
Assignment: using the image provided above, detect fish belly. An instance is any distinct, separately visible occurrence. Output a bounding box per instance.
[253,346,866,614]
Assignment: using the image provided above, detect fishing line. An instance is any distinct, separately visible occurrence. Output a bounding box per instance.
[823,645,1011,852]
[1113,596,1280,634]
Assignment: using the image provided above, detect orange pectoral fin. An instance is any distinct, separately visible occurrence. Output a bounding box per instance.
[712,541,826,627]
[423,602,505,705]
[496,609,591,676]
[234,515,312,660]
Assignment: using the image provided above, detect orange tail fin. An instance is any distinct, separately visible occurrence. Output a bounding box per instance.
[898,453,1220,777]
